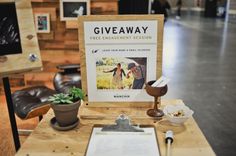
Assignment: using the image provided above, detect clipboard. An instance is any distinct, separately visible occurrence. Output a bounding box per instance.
[85,115,161,156]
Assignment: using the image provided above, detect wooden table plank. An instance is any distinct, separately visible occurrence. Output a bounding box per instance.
[16,99,215,156]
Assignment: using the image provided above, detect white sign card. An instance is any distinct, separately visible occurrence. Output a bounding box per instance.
[79,15,164,104]
[86,127,160,156]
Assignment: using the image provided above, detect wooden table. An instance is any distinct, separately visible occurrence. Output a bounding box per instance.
[16,99,215,156]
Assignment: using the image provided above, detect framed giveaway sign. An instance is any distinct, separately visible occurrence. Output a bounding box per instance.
[0,0,42,77]
[79,15,164,106]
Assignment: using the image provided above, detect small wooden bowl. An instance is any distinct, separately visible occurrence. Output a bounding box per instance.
[145,80,168,97]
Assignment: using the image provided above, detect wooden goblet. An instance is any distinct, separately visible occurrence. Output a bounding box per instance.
[145,80,168,118]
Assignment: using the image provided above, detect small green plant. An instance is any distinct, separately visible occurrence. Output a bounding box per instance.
[48,87,85,105]
[48,93,73,105]
[69,87,85,102]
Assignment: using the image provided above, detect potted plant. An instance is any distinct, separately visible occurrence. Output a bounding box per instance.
[48,87,85,127]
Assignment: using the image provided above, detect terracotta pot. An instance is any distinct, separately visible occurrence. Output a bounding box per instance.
[51,100,80,127]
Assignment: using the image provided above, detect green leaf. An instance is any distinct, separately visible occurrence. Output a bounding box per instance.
[69,87,85,101]
[48,93,74,104]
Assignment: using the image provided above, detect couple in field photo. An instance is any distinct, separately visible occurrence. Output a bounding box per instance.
[103,62,146,89]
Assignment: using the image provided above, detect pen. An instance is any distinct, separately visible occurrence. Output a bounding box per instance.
[165,130,174,156]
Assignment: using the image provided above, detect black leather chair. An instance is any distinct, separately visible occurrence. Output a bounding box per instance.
[12,86,56,120]
[12,64,81,123]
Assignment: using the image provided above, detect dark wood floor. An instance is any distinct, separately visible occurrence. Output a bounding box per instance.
[1,15,236,156]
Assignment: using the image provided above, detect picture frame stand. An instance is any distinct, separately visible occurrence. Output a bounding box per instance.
[2,77,21,151]
[0,0,41,151]
[78,15,164,107]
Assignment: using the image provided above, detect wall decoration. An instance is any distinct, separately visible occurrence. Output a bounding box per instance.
[35,13,50,33]
[0,2,22,56]
[60,0,90,21]
[0,0,42,77]
[79,15,164,106]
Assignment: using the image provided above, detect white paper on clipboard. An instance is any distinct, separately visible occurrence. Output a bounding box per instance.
[86,127,160,156]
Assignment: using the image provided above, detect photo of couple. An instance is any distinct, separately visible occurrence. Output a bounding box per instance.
[96,57,147,90]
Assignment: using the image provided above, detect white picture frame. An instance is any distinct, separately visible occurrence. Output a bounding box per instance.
[35,13,50,33]
[60,0,90,21]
